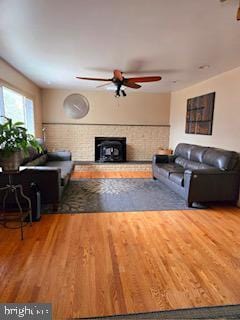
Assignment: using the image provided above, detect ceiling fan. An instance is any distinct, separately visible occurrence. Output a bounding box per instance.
[76,69,161,97]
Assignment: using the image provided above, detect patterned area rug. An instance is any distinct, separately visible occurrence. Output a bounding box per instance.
[44,178,191,214]
[75,304,240,319]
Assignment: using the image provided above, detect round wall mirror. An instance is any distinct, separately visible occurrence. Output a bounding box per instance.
[63,94,89,119]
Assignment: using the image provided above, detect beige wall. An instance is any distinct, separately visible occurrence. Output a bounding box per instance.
[0,58,42,137]
[41,89,170,125]
[169,67,240,152]
[42,89,171,161]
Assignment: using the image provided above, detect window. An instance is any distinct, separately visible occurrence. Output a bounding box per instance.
[0,86,35,135]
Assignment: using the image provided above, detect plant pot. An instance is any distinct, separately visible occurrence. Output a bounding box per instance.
[0,150,24,172]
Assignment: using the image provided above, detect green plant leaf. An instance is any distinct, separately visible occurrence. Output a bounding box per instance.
[14,121,25,127]
[0,117,42,157]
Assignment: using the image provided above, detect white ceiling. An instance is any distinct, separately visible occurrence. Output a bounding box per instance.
[0,0,240,92]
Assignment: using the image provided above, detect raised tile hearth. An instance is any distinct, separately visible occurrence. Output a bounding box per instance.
[74,161,151,172]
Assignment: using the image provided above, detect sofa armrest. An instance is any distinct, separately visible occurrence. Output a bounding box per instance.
[47,151,72,161]
[20,167,62,204]
[23,166,61,173]
[184,169,240,202]
[152,154,176,164]
[184,168,232,176]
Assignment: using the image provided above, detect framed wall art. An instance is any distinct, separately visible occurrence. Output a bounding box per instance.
[185,92,215,135]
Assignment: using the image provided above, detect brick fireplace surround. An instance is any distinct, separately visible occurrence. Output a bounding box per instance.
[44,123,170,162]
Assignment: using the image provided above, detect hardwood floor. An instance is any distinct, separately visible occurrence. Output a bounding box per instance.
[72,171,152,179]
[0,172,240,319]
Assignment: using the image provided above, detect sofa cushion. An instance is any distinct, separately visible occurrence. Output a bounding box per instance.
[202,148,239,171]
[174,143,194,160]
[190,145,208,162]
[186,161,214,171]
[21,146,39,165]
[175,156,214,171]
[175,156,189,168]
[169,172,184,187]
[47,151,71,161]
[155,163,184,178]
[25,154,48,166]
[21,139,47,165]
[45,161,74,186]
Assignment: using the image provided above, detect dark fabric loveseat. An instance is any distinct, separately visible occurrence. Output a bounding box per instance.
[0,139,74,209]
[152,143,240,207]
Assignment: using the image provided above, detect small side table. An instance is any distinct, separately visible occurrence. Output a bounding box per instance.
[157,148,173,155]
[0,169,32,240]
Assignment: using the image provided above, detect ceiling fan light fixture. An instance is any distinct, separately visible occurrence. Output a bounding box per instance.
[121,90,127,97]
[106,85,117,91]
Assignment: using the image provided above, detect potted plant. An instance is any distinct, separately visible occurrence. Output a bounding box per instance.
[0,117,42,172]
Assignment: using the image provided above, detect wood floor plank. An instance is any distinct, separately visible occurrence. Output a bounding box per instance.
[0,171,240,319]
[72,171,152,179]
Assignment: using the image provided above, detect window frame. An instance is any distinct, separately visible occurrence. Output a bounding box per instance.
[0,81,36,136]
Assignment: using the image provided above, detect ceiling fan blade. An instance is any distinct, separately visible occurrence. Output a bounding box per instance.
[123,80,141,89]
[126,76,162,83]
[96,82,112,88]
[76,76,112,82]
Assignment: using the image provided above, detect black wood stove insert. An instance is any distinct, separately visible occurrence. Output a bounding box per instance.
[95,137,126,162]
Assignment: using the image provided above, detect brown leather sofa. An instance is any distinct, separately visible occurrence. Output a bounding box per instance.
[152,143,240,207]
[0,139,74,209]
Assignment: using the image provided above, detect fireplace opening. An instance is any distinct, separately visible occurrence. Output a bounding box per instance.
[95,137,126,162]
